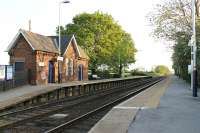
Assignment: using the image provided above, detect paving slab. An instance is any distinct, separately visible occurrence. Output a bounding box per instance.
[128,76,200,133]
[89,77,170,133]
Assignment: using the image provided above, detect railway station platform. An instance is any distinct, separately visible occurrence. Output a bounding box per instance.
[0,76,146,110]
[0,80,110,110]
[0,81,82,110]
[89,76,200,133]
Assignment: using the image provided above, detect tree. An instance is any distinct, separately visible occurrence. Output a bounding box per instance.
[148,0,200,84]
[172,32,191,80]
[58,11,136,76]
[148,0,200,41]
[154,65,171,76]
[111,33,136,76]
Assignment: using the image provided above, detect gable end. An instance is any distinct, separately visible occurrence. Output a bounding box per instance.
[63,35,81,57]
[6,29,35,52]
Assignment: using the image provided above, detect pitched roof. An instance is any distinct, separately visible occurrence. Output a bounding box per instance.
[48,35,72,55]
[22,29,59,53]
[6,29,58,53]
[7,29,89,59]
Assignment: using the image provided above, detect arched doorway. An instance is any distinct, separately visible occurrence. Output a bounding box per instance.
[78,64,83,81]
[48,61,55,83]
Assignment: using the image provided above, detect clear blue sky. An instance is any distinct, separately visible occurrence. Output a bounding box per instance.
[0,0,172,70]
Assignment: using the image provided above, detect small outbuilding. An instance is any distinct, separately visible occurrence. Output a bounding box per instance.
[7,29,89,85]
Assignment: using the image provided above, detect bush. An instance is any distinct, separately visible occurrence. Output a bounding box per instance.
[131,70,147,76]
[96,70,111,79]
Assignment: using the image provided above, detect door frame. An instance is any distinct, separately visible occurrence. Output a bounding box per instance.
[48,61,55,83]
[78,64,83,81]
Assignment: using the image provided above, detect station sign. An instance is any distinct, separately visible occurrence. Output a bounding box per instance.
[38,62,45,67]
[0,65,13,80]
[188,65,192,74]
[6,65,13,80]
[57,56,64,61]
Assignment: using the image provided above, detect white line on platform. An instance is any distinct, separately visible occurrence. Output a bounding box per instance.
[114,106,149,109]
[114,106,149,110]
[114,106,139,109]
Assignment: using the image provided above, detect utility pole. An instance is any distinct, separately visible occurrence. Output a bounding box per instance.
[29,19,31,32]
[58,0,70,83]
[192,0,198,97]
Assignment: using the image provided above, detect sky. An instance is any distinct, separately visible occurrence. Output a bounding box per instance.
[0,0,173,71]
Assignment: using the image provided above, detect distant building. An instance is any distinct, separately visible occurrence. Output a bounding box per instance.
[6,29,89,85]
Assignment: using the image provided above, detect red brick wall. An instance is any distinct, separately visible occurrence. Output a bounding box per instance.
[9,35,36,84]
[9,35,88,85]
[35,51,58,85]
[9,35,59,85]
[62,41,88,81]
[77,59,88,80]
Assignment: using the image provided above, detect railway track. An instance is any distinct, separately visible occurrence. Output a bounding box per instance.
[44,77,163,133]
[0,77,164,133]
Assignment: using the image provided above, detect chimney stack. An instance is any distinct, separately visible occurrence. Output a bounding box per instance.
[29,19,31,32]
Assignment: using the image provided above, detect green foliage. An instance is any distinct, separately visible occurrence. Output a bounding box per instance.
[131,69,148,76]
[57,11,136,76]
[172,32,191,81]
[147,0,192,41]
[154,65,171,76]
[148,0,200,85]
[145,72,161,77]
[130,69,160,77]
[111,33,136,75]
[96,70,111,79]
[172,19,200,83]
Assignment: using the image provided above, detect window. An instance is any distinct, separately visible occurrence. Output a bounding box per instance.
[15,62,24,71]
[66,59,69,76]
[70,59,73,76]
[68,59,73,76]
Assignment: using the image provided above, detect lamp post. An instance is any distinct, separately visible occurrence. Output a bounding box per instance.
[191,0,198,97]
[58,0,70,83]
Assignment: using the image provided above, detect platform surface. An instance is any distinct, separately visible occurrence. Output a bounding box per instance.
[0,76,145,110]
[89,76,170,133]
[128,76,200,133]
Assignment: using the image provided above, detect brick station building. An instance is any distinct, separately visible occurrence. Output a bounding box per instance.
[6,29,89,85]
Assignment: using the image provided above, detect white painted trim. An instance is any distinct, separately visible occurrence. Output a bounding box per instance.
[6,29,35,52]
[72,35,81,57]
[6,32,20,52]
[63,35,81,57]
[63,36,73,56]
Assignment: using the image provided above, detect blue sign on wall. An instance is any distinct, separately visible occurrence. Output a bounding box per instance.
[6,65,13,80]
[0,65,13,81]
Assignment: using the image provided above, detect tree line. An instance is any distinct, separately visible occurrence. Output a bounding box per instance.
[148,0,200,84]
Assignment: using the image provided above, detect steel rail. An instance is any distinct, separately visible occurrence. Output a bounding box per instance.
[0,78,154,129]
[44,77,164,133]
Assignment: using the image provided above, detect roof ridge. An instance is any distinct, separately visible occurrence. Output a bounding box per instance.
[20,29,49,38]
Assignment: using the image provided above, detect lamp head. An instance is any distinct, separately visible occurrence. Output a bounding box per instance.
[62,0,70,3]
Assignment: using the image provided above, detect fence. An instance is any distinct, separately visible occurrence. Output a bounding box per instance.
[0,65,14,91]
[0,65,27,91]
[0,80,14,91]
